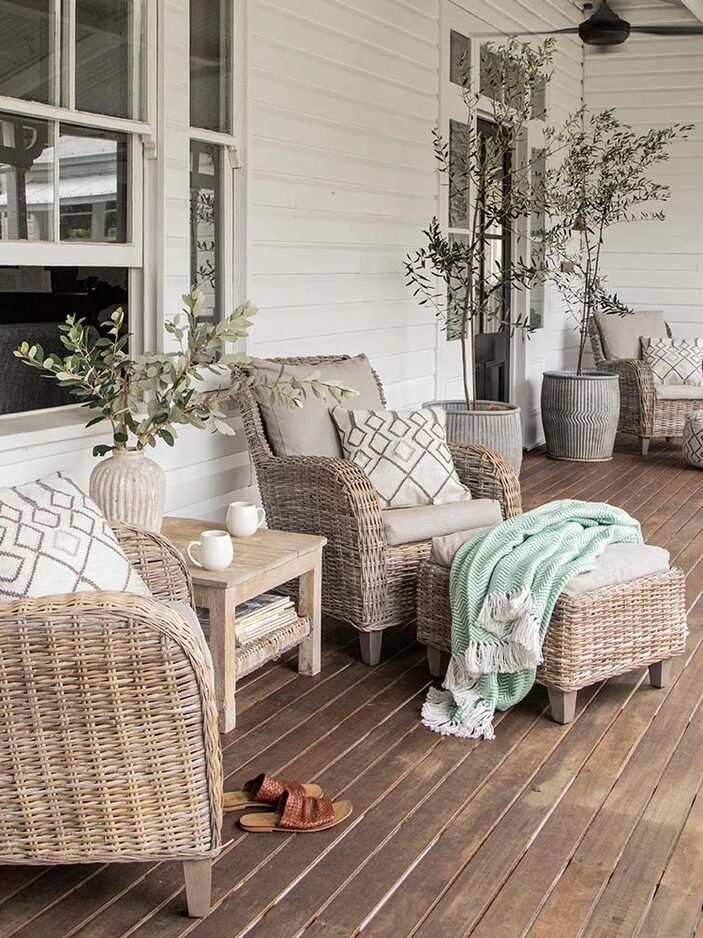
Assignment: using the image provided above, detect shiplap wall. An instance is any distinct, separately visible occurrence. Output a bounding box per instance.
[585,0,703,338]
[245,0,441,408]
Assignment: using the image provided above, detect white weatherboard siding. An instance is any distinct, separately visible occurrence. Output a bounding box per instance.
[584,1,703,339]
[246,0,440,409]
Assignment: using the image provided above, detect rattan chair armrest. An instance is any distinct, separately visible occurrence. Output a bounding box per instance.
[257,455,389,626]
[0,591,222,860]
[599,357,655,432]
[113,523,194,606]
[600,357,654,391]
[449,442,522,518]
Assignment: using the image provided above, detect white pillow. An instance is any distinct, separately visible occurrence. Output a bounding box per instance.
[0,473,150,602]
[330,405,471,510]
[641,336,703,386]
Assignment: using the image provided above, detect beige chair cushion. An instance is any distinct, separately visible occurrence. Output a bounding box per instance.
[655,384,703,401]
[595,310,666,361]
[250,355,383,457]
[382,499,502,547]
[430,531,670,598]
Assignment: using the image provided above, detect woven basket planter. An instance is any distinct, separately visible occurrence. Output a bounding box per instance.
[541,371,620,462]
[427,400,523,477]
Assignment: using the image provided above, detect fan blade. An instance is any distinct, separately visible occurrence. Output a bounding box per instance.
[507,27,580,36]
[630,24,703,35]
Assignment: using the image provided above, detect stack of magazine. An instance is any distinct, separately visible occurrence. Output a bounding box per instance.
[234,593,299,645]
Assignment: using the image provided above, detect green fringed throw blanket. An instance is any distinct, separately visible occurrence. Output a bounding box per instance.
[422,499,642,740]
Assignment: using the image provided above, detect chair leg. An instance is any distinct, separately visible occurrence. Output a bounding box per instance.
[548,688,577,725]
[649,659,672,688]
[183,858,212,918]
[641,437,650,456]
[427,646,450,678]
[359,630,383,666]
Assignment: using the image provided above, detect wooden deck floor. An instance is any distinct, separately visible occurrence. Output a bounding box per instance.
[2,440,702,938]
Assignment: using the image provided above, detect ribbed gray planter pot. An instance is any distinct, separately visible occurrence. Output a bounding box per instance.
[541,371,620,462]
[427,400,523,477]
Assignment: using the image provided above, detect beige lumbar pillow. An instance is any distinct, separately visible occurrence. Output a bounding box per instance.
[249,355,383,458]
[641,336,703,386]
[330,405,470,509]
[0,473,150,601]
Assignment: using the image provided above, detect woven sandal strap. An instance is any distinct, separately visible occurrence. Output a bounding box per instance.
[278,790,336,830]
[243,774,305,804]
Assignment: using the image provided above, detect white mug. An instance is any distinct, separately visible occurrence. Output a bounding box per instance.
[226,501,265,538]
[187,529,234,571]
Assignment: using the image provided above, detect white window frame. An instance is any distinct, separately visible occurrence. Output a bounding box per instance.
[188,0,243,321]
[0,0,156,268]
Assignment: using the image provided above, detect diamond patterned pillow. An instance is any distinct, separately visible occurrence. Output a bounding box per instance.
[330,406,471,509]
[641,336,703,386]
[0,473,150,602]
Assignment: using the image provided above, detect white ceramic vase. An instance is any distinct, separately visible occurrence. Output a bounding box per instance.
[90,449,167,532]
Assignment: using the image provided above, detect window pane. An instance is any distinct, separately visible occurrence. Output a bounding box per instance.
[449,30,470,87]
[59,125,128,242]
[190,0,231,133]
[0,0,54,104]
[0,113,54,241]
[449,119,469,230]
[447,232,468,342]
[190,141,220,321]
[0,265,128,416]
[74,0,142,119]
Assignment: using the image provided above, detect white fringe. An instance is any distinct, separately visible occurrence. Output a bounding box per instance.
[476,587,533,638]
[421,686,496,740]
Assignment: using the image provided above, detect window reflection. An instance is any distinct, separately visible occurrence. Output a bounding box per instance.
[190,0,231,133]
[0,113,54,241]
[0,0,54,104]
[190,141,220,321]
[75,0,142,119]
[58,125,128,242]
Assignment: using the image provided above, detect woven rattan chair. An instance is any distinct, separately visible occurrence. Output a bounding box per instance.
[0,523,222,918]
[239,355,522,666]
[589,319,703,456]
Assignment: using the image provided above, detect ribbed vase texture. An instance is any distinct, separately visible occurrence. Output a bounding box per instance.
[541,372,620,462]
[432,400,523,477]
[90,449,167,532]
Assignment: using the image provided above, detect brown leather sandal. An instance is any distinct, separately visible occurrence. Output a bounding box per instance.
[224,773,323,812]
[239,788,353,832]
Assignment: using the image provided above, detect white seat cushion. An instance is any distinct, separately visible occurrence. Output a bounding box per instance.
[383,499,502,547]
[430,530,670,598]
[655,384,703,401]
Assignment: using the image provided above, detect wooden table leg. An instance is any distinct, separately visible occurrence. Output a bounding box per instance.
[297,553,322,676]
[207,587,237,733]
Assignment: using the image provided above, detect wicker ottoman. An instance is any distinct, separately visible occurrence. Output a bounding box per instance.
[683,410,703,468]
[416,553,687,724]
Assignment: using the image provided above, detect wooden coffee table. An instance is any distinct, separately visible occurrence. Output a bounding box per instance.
[162,518,326,733]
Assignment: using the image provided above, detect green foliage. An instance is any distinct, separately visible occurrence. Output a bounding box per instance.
[539,108,693,373]
[406,39,560,407]
[14,289,356,458]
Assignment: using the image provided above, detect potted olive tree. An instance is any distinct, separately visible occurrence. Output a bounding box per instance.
[15,290,354,531]
[540,109,692,461]
[406,39,562,475]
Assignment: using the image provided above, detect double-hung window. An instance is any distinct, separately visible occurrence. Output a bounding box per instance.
[0,1,150,417]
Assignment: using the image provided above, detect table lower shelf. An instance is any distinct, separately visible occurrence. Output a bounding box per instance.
[235,615,311,678]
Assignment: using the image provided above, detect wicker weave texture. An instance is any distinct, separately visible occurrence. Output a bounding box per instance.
[589,320,703,442]
[235,616,311,677]
[0,528,222,866]
[417,560,687,692]
[238,356,522,636]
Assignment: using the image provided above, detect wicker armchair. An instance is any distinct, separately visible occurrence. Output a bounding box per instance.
[0,523,222,918]
[239,355,522,665]
[589,319,702,455]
